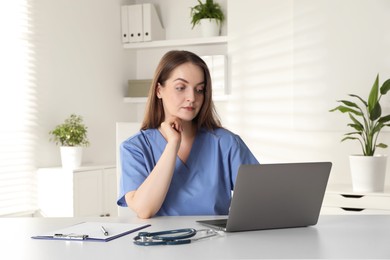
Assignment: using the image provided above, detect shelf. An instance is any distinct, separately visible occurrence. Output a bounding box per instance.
[123,97,147,103]
[123,36,227,49]
[123,95,231,104]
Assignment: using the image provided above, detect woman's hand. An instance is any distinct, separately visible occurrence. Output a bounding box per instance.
[127,117,184,219]
[160,117,183,147]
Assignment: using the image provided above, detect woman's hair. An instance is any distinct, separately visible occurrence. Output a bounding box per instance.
[141,50,222,130]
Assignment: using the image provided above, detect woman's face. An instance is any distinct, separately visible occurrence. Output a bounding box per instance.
[157,62,205,122]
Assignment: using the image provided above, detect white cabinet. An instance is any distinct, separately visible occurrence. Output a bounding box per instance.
[322,185,390,215]
[37,165,118,217]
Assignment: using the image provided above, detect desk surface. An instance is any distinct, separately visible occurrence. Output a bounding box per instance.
[2,215,390,259]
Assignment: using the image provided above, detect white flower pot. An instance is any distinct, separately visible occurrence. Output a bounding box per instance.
[349,155,387,192]
[60,146,83,169]
[200,18,220,37]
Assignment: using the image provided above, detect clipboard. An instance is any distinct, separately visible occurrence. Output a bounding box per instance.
[31,222,150,242]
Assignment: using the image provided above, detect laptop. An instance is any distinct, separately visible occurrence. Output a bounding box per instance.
[197,162,332,232]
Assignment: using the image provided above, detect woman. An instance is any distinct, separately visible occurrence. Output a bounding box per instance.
[117,50,258,219]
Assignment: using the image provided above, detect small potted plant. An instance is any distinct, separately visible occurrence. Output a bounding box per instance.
[49,114,90,169]
[330,74,390,192]
[190,0,225,37]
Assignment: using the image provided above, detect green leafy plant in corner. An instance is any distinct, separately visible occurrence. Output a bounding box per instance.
[49,114,90,147]
[330,74,390,156]
[190,0,225,29]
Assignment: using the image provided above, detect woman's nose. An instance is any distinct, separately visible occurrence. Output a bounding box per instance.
[186,88,195,102]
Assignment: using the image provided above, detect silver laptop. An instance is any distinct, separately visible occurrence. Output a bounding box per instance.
[197,162,332,232]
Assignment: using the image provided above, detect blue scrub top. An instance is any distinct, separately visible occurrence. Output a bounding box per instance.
[117,127,259,216]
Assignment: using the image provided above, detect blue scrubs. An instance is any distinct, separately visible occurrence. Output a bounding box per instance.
[117,127,259,216]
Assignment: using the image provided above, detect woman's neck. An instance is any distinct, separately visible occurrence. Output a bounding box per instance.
[181,121,197,138]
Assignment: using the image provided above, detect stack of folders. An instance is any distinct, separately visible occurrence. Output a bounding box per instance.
[31,222,150,242]
[121,3,165,43]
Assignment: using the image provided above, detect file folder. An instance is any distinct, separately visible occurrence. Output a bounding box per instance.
[31,222,150,242]
[128,4,143,43]
[121,3,165,43]
[142,3,165,42]
[121,6,129,43]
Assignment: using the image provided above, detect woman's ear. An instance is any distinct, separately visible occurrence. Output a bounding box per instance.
[156,83,162,99]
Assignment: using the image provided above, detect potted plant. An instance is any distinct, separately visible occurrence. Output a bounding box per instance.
[49,114,90,169]
[190,0,225,37]
[330,74,390,192]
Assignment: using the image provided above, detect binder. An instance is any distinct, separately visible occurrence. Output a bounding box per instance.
[128,4,143,43]
[142,3,165,42]
[31,222,150,242]
[121,6,129,43]
[121,3,165,43]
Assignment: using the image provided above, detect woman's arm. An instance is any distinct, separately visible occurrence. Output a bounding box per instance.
[125,119,182,219]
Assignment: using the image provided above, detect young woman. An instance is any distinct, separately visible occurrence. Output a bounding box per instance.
[117,50,258,219]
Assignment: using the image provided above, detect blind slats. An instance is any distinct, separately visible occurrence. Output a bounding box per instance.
[0,1,37,216]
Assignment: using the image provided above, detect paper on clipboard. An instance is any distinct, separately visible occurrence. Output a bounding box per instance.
[31,222,150,242]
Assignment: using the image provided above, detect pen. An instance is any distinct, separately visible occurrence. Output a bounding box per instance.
[101,225,109,236]
[54,234,88,240]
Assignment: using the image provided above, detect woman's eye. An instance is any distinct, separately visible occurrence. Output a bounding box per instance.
[175,85,185,91]
[196,88,204,94]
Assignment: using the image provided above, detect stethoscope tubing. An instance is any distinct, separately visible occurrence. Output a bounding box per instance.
[133,228,218,246]
[133,228,197,246]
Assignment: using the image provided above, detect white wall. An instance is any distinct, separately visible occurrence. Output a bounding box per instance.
[33,0,226,167]
[34,0,136,167]
[225,0,390,186]
[33,0,390,188]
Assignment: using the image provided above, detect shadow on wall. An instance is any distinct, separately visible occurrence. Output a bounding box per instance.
[225,0,390,185]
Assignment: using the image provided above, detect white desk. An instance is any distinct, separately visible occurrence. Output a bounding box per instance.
[2,215,390,259]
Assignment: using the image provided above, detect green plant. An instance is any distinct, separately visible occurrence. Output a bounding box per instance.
[330,74,390,156]
[49,114,90,147]
[190,0,225,29]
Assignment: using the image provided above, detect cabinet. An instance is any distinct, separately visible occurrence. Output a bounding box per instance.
[37,165,118,217]
[321,184,390,215]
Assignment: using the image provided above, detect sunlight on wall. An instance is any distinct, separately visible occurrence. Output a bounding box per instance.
[227,1,295,161]
[226,0,390,185]
[0,1,37,215]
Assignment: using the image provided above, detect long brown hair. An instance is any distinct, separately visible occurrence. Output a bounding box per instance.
[141,50,222,130]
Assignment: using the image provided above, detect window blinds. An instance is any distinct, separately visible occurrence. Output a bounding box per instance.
[0,1,37,216]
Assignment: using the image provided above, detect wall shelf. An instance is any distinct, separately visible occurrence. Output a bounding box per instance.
[123,95,231,104]
[123,36,227,49]
[123,97,147,103]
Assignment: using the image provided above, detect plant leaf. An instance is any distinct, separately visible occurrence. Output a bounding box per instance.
[329,105,362,116]
[369,101,382,121]
[348,113,364,130]
[378,114,390,124]
[376,143,388,148]
[368,74,379,113]
[349,94,367,107]
[344,131,361,136]
[341,136,360,142]
[380,78,390,95]
[372,122,384,134]
[338,100,360,109]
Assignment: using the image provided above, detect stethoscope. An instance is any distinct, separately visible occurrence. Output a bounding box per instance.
[133,228,218,246]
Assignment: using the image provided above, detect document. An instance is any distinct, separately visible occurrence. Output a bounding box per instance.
[31,222,150,242]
